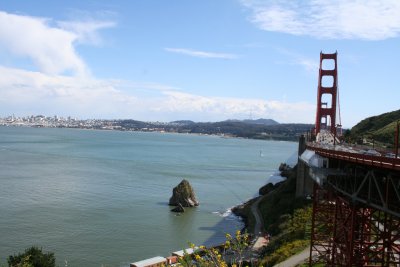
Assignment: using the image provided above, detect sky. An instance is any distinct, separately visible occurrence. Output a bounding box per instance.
[0,0,399,127]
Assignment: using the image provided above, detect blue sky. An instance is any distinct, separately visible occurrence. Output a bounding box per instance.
[0,0,399,127]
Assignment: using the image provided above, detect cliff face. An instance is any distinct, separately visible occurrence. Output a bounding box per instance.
[169,179,199,207]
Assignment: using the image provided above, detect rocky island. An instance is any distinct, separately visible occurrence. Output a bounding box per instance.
[169,179,199,212]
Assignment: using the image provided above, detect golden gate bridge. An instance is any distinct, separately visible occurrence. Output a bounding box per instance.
[298,52,400,266]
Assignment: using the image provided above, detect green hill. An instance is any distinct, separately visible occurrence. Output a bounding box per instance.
[350,109,400,144]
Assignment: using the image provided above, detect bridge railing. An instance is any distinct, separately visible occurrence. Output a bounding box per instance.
[306,143,400,171]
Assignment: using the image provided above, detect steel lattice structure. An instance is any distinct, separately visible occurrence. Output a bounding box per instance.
[309,177,400,266]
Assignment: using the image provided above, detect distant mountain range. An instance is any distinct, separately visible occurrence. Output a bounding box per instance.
[349,109,400,145]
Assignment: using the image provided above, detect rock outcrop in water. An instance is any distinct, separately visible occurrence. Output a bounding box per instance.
[169,179,199,209]
[171,203,185,213]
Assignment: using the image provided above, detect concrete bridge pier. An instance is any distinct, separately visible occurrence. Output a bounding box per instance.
[296,135,314,197]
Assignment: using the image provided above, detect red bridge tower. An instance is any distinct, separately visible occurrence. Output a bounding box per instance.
[315,52,338,136]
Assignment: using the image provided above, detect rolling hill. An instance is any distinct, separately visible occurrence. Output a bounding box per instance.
[350,109,400,144]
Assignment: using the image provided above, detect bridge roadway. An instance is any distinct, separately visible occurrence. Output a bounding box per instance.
[306,142,400,171]
[304,141,400,218]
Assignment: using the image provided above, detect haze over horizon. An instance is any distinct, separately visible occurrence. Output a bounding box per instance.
[1,1,399,128]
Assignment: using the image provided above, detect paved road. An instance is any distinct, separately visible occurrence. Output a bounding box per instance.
[273,246,311,267]
[249,194,312,266]
[250,195,269,251]
[251,196,264,236]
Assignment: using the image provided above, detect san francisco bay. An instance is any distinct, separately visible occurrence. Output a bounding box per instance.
[0,126,297,266]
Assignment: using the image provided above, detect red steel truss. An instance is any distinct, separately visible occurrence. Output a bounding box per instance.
[310,184,400,266]
[309,183,335,265]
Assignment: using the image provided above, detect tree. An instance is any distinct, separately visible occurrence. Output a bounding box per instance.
[7,247,55,267]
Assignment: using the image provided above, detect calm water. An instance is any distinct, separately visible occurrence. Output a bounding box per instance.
[0,126,297,266]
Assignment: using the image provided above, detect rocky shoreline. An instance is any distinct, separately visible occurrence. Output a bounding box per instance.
[232,163,296,233]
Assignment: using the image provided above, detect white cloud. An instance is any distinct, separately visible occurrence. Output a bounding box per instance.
[152,90,315,123]
[0,11,115,76]
[0,65,314,123]
[57,20,116,45]
[274,47,319,72]
[0,11,87,76]
[165,48,239,59]
[0,10,313,122]
[0,66,137,117]
[241,0,400,40]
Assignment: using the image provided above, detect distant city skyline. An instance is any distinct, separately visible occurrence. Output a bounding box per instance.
[1,1,399,128]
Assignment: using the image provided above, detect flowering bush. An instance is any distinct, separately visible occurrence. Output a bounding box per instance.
[177,230,258,267]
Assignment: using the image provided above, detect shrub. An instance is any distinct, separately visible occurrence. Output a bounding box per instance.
[178,231,257,267]
[7,247,55,267]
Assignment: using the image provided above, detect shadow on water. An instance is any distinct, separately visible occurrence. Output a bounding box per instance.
[200,215,244,247]
[198,192,261,247]
[161,189,257,249]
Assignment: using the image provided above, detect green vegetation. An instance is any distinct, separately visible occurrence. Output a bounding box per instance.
[258,166,310,233]
[179,231,252,267]
[7,247,55,267]
[256,165,312,266]
[264,239,309,265]
[349,109,400,145]
[260,207,312,266]
[181,122,312,141]
[233,164,312,266]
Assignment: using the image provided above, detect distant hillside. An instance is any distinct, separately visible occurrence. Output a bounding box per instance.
[177,121,311,141]
[225,118,279,126]
[350,109,400,144]
[105,118,310,141]
[170,120,195,125]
